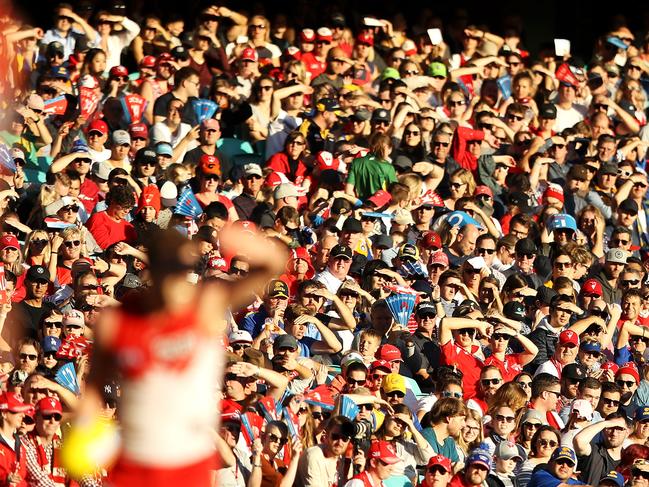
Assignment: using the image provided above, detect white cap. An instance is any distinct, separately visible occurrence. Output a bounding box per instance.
[274,183,300,200]
[160,180,178,207]
[63,309,85,327]
[228,330,253,344]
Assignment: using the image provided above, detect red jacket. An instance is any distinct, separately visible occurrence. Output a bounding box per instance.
[0,434,27,487]
[451,127,484,174]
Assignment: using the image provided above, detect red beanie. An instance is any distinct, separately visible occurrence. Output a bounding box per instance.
[138,184,161,215]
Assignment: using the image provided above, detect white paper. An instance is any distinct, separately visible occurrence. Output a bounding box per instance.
[554,39,571,57]
[363,17,384,27]
[427,28,443,46]
[236,35,249,44]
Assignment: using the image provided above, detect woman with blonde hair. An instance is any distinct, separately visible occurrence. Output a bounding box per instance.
[456,408,484,462]
[444,168,475,210]
[27,172,71,228]
[48,226,88,287]
[487,381,528,414]
[397,173,423,205]
[23,230,52,267]
[247,15,281,66]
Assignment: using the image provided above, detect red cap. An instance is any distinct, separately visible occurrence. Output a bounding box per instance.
[157,52,174,66]
[427,454,452,472]
[356,32,374,46]
[300,29,316,43]
[87,119,108,136]
[316,27,333,42]
[368,440,400,464]
[544,184,565,203]
[377,344,402,362]
[128,122,148,139]
[616,361,640,384]
[283,46,302,61]
[429,251,449,266]
[474,185,493,198]
[200,154,221,176]
[140,55,157,68]
[367,189,392,208]
[37,397,62,415]
[0,234,19,251]
[109,65,129,78]
[240,47,258,62]
[370,360,392,373]
[0,392,32,413]
[601,362,619,374]
[316,151,340,172]
[138,184,161,215]
[401,39,417,57]
[559,329,579,347]
[421,231,442,250]
[208,256,228,271]
[581,279,603,297]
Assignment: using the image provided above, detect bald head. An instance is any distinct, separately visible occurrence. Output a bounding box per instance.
[455,224,479,256]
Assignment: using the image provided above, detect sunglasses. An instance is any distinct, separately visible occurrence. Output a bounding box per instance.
[22,416,35,425]
[267,433,286,444]
[621,279,640,286]
[231,343,250,351]
[633,470,649,480]
[30,239,48,246]
[553,261,572,269]
[492,333,511,342]
[404,130,420,136]
[386,391,405,399]
[331,432,351,442]
[61,205,79,213]
[538,439,558,448]
[457,328,475,337]
[428,466,448,475]
[203,175,220,181]
[433,141,450,148]
[441,391,463,399]
[517,381,531,389]
[482,378,501,386]
[346,378,366,386]
[495,414,515,423]
[312,411,331,421]
[616,379,636,388]
[20,353,37,361]
[477,248,496,255]
[64,240,81,248]
[524,422,540,429]
[43,352,57,360]
[44,322,62,329]
[612,238,629,245]
[298,406,309,415]
[507,114,524,121]
[358,403,374,411]
[42,413,62,422]
[602,397,620,407]
[634,182,648,188]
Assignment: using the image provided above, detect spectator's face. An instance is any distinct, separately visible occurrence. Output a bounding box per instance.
[604,261,625,280]
[112,142,130,160]
[447,94,466,117]
[299,286,324,313]
[617,209,637,227]
[598,391,621,416]
[2,411,25,430]
[551,459,575,481]
[603,422,629,448]
[630,468,649,487]
[505,111,525,132]
[632,175,649,199]
[492,406,516,436]
[440,277,461,301]
[480,370,503,398]
[513,78,532,100]
[325,426,351,456]
[610,232,632,251]
[552,255,573,279]
[56,11,73,32]
[507,57,523,75]
[19,345,39,373]
[262,425,287,456]
[27,279,49,300]
[329,255,352,277]
[616,373,638,398]
[36,410,61,437]
[559,84,576,103]
[358,335,380,357]
[465,463,488,486]
[87,130,108,150]
[183,76,200,98]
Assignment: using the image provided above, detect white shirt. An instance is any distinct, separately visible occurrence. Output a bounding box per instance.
[88,18,140,71]
[553,103,588,132]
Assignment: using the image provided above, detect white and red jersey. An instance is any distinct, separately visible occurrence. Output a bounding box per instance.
[108,307,221,475]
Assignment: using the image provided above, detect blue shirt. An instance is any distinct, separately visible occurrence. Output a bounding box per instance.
[529,467,582,487]
[421,427,459,463]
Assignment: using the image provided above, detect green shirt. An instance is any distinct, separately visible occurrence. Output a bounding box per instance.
[346,154,397,200]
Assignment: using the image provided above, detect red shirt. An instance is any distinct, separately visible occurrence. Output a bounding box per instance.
[301,53,326,80]
[78,178,100,213]
[484,353,525,382]
[440,341,484,399]
[0,435,27,487]
[451,127,484,175]
[86,211,136,250]
[266,152,309,185]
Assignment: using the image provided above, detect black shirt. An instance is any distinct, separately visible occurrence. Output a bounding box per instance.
[577,438,619,486]
[153,92,199,126]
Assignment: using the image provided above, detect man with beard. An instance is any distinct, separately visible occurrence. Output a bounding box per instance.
[574,413,630,485]
[449,448,490,487]
[296,415,354,487]
[614,362,640,415]
[529,446,586,487]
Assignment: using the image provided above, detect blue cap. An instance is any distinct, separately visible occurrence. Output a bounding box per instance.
[549,214,577,232]
[50,65,70,80]
[580,341,602,353]
[70,139,90,154]
[155,142,173,156]
[599,471,624,487]
[41,336,61,354]
[607,37,628,50]
[467,449,491,470]
[550,446,577,465]
[635,406,649,421]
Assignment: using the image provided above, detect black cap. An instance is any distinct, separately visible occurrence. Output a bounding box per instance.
[351,108,371,121]
[317,98,341,113]
[600,162,618,175]
[452,299,481,317]
[536,286,557,306]
[539,103,557,119]
[26,265,51,283]
[372,108,391,123]
[266,279,289,298]
[135,147,157,165]
[503,301,526,321]
[46,41,64,56]
[330,244,353,260]
[371,234,393,249]
[415,301,437,317]
[273,334,299,350]
[562,363,587,380]
[331,12,346,27]
[508,191,533,213]
[349,254,368,277]
[171,45,189,61]
[515,238,536,255]
[619,198,639,216]
[341,217,362,234]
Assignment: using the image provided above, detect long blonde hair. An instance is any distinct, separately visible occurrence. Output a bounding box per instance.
[456,408,483,455]
[23,230,52,265]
